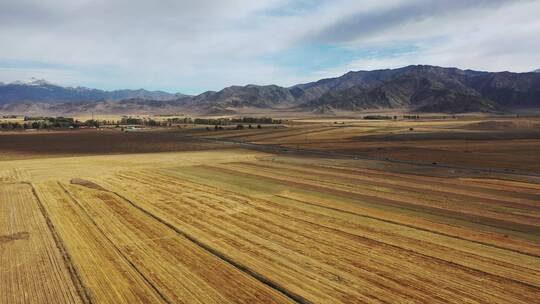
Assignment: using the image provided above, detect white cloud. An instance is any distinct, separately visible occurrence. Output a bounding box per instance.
[0,0,538,92]
[296,0,540,81]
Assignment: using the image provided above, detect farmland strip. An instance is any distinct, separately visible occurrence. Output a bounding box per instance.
[67,180,294,304]
[160,165,540,257]
[102,184,309,304]
[131,170,540,284]
[103,176,379,303]
[33,181,167,304]
[252,160,540,208]
[30,183,92,304]
[58,183,172,304]
[106,170,540,303]
[221,162,540,223]
[150,167,540,259]
[208,164,540,235]
[0,183,83,304]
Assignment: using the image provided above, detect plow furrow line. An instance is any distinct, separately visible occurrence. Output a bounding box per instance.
[118,169,540,258]
[220,162,540,224]
[206,164,540,234]
[249,161,540,208]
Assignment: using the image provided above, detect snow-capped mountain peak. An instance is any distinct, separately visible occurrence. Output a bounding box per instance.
[10,77,56,86]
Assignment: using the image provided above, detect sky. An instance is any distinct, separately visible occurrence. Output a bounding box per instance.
[0,0,539,94]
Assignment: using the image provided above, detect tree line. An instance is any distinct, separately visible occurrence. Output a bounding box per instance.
[0,115,284,130]
[1,117,77,129]
[166,117,282,125]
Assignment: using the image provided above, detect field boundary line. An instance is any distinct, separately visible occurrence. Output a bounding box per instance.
[245,161,540,209]
[58,182,172,304]
[155,166,540,258]
[188,135,540,178]
[276,194,540,260]
[124,168,540,292]
[207,164,540,236]
[104,184,311,304]
[29,182,93,304]
[273,195,540,290]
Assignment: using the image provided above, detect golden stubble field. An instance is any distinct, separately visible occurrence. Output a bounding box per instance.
[1,120,540,303]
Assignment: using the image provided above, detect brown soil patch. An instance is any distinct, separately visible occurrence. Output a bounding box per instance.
[70,178,107,191]
[0,129,226,160]
[0,231,29,244]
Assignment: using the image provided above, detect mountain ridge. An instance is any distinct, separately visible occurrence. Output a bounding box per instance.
[2,65,540,115]
[0,79,184,106]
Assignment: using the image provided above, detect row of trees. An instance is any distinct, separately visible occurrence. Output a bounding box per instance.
[166,117,193,124]
[1,117,76,129]
[120,117,163,126]
[362,115,427,120]
[0,117,105,129]
[363,115,394,120]
[2,115,284,130]
[205,124,263,131]
[172,117,282,125]
[403,115,422,119]
[1,121,44,129]
[362,115,459,120]
[230,117,281,124]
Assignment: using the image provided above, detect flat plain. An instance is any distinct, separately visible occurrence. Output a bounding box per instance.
[1,116,539,303]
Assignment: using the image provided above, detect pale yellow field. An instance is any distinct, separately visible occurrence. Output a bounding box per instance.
[0,184,83,304]
[1,146,539,303]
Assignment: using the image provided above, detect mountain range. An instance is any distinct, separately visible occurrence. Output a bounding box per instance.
[0,78,183,105]
[1,65,540,115]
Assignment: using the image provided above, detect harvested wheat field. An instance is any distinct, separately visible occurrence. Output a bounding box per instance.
[1,126,540,303]
[0,183,83,304]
